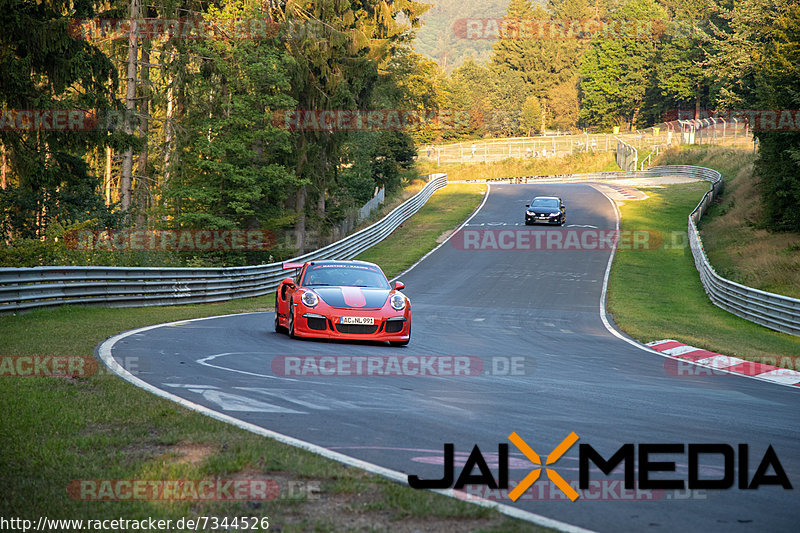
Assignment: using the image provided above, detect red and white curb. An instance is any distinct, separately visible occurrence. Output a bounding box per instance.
[647,340,800,387]
[604,183,643,200]
[591,183,648,202]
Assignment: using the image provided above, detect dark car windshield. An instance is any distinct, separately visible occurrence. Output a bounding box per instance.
[531,198,559,208]
[303,264,390,289]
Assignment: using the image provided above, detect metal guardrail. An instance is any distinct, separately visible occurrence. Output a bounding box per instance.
[4,166,797,335]
[673,165,800,336]
[0,174,447,313]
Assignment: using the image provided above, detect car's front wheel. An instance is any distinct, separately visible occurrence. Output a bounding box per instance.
[288,307,296,338]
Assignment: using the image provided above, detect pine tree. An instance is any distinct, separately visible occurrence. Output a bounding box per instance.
[0,0,121,240]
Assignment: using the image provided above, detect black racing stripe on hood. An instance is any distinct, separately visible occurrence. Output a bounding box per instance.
[313,287,390,308]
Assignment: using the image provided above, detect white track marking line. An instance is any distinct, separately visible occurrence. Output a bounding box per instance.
[196,352,299,381]
[97,192,597,533]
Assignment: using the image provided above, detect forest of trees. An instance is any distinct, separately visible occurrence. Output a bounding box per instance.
[1,0,798,268]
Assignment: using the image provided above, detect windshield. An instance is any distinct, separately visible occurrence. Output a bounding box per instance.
[531,198,559,208]
[303,264,389,289]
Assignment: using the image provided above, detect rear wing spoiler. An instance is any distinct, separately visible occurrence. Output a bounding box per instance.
[282,262,305,270]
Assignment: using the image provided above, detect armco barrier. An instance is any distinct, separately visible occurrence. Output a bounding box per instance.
[0,174,447,313]
[456,164,800,337]
[676,166,800,336]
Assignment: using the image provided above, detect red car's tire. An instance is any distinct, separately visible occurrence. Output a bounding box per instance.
[288,307,297,338]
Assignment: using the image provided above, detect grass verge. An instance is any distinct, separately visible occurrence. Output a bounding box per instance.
[0,182,545,532]
[416,151,618,181]
[657,145,800,298]
[607,181,800,362]
[356,183,486,278]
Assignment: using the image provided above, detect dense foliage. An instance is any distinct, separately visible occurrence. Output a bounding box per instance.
[1,0,797,264]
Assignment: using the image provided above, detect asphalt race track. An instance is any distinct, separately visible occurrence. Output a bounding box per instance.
[100,183,800,532]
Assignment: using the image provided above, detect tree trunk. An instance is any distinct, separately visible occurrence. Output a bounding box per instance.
[105,146,112,205]
[293,135,308,253]
[695,83,701,119]
[317,192,325,215]
[317,144,327,216]
[120,0,140,216]
[294,186,307,253]
[541,104,546,133]
[0,142,6,190]
[136,41,150,227]
[163,75,174,203]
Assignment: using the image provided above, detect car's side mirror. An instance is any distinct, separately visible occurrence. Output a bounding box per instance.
[282,277,296,287]
[394,281,405,291]
[525,204,530,207]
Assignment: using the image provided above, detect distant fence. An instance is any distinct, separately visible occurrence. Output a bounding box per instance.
[615,137,638,171]
[358,187,385,222]
[418,119,752,165]
[0,174,446,313]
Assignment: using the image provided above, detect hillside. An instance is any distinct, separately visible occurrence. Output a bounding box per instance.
[414,0,519,70]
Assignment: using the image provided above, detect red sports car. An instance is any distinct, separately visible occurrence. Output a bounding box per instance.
[274,260,411,346]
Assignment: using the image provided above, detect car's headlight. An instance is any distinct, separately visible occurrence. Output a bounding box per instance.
[550,212,561,217]
[390,293,406,311]
[301,291,319,307]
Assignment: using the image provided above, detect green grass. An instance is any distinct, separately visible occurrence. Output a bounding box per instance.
[356,183,486,277]
[607,181,800,360]
[656,144,755,179]
[0,183,549,532]
[416,151,619,181]
[657,145,800,298]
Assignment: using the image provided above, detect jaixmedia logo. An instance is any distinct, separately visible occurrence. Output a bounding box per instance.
[408,432,793,502]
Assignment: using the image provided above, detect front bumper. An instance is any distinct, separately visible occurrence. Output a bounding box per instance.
[526,213,563,224]
[293,310,410,342]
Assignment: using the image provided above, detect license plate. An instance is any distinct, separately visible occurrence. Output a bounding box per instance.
[340,316,374,325]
